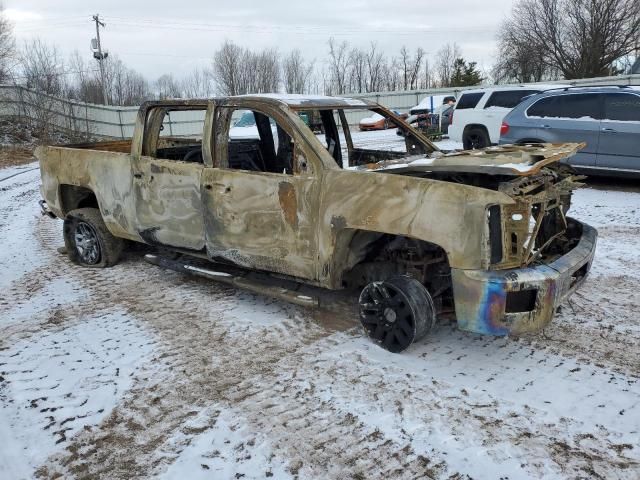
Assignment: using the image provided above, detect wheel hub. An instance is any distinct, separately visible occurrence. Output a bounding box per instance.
[358,280,416,353]
[74,221,100,265]
[383,307,397,323]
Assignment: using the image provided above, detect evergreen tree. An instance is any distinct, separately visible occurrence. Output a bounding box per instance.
[450,58,483,87]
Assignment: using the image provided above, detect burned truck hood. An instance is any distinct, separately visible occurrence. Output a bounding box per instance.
[355,143,584,177]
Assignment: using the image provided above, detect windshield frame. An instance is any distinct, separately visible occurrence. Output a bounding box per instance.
[286,105,438,168]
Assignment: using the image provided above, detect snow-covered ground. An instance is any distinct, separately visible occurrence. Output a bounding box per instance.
[1,144,639,479]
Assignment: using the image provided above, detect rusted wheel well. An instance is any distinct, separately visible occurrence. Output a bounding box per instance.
[59,185,99,216]
[337,230,455,317]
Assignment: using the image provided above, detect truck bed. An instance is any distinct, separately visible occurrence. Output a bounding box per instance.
[62,137,204,159]
[63,140,133,153]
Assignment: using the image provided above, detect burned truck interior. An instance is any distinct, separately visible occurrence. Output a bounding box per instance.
[305,107,432,167]
[218,105,431,172]
[138,103,434,172]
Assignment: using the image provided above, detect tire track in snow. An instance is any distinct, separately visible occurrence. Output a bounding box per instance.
[1,168,639,479]
[39,258,453,479]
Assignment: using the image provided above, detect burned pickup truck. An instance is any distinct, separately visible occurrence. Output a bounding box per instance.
[36,94,596,352]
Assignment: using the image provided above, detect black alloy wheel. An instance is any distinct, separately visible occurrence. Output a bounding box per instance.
[359,276,435,353]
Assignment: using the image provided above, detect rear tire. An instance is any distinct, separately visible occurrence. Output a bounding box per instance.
[359,275,436,353]
[463,127,490,150]
[64,208,123,268]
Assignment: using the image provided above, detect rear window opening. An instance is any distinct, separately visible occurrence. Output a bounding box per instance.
[603,93,640,122]
[143,106,207,163]
[484,90,540,109]
[506,289,538,313]
[455,92,484,110]
[527,93,601,120]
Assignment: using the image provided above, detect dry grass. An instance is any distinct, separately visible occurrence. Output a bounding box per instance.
[0,146,35,168]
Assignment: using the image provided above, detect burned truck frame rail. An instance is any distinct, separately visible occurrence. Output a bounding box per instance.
[36,94,597,352]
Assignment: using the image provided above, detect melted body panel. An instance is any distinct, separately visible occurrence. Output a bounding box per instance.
[36,95,598,338]
[201,168,320,280]
[36,146,139,241]
[357,143,585,176]
[132,156,206,250]
[318,169,514,288]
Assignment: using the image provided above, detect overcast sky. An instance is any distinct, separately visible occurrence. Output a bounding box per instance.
[6,0,516,81]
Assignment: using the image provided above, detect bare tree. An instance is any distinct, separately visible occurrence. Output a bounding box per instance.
[500,0,640,79]
[400,46,425,90]
[68,51,93,101]
[212,40,245,95]
[283,49,313,93]
[19,39,67,95]
[155,73,181,99]
[400,46,411,90]
[107,57,149,105]
[421,58,432,89]
[14,39,69,142]
[366,42,386,92]
[212,41,279,95]
[181,68,213,98]
[0,5,15,83]
[493,21,555,83]
[67,51,149,106]
[408,47,425,90]
[348,47,367,93]
[327,38,349,94]
[385,56,402,92]
[253,48,280,93]
[434,43,461,87]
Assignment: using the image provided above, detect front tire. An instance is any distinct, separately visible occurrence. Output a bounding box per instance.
[463,127,490,150]
[359,275,436,353]
[63,208,123,268]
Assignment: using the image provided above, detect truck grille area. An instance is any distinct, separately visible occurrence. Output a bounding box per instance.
[496,199,571,269]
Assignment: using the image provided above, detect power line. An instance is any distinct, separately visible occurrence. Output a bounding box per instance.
[11,68,101,81]
[10,15,90,26]
[117,51,212,60]
[13,19,91,33]
[12,14,497,37]
[103,15,497,36]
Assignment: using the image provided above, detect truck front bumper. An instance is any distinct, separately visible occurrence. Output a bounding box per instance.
[451,219,597,336]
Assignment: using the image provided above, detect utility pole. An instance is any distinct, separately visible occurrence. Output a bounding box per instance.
[92,14,109,105]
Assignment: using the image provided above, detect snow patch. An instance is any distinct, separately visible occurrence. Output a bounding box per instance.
[159,406,292,480]
[0,310,154,480]
[1,276,86,328]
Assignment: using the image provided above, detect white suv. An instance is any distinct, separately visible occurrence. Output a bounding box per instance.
[448,85,563,149]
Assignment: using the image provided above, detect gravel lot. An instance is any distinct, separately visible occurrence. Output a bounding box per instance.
[1,149,639,479]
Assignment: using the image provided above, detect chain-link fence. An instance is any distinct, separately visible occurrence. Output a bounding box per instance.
[2,74,638,141]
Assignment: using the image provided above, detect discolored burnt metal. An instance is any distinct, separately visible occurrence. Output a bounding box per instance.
[36,94,597,338]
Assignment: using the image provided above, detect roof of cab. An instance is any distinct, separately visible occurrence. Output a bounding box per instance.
[139,94,375,111]
[458,84,569,96]
[236,93,372,109]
